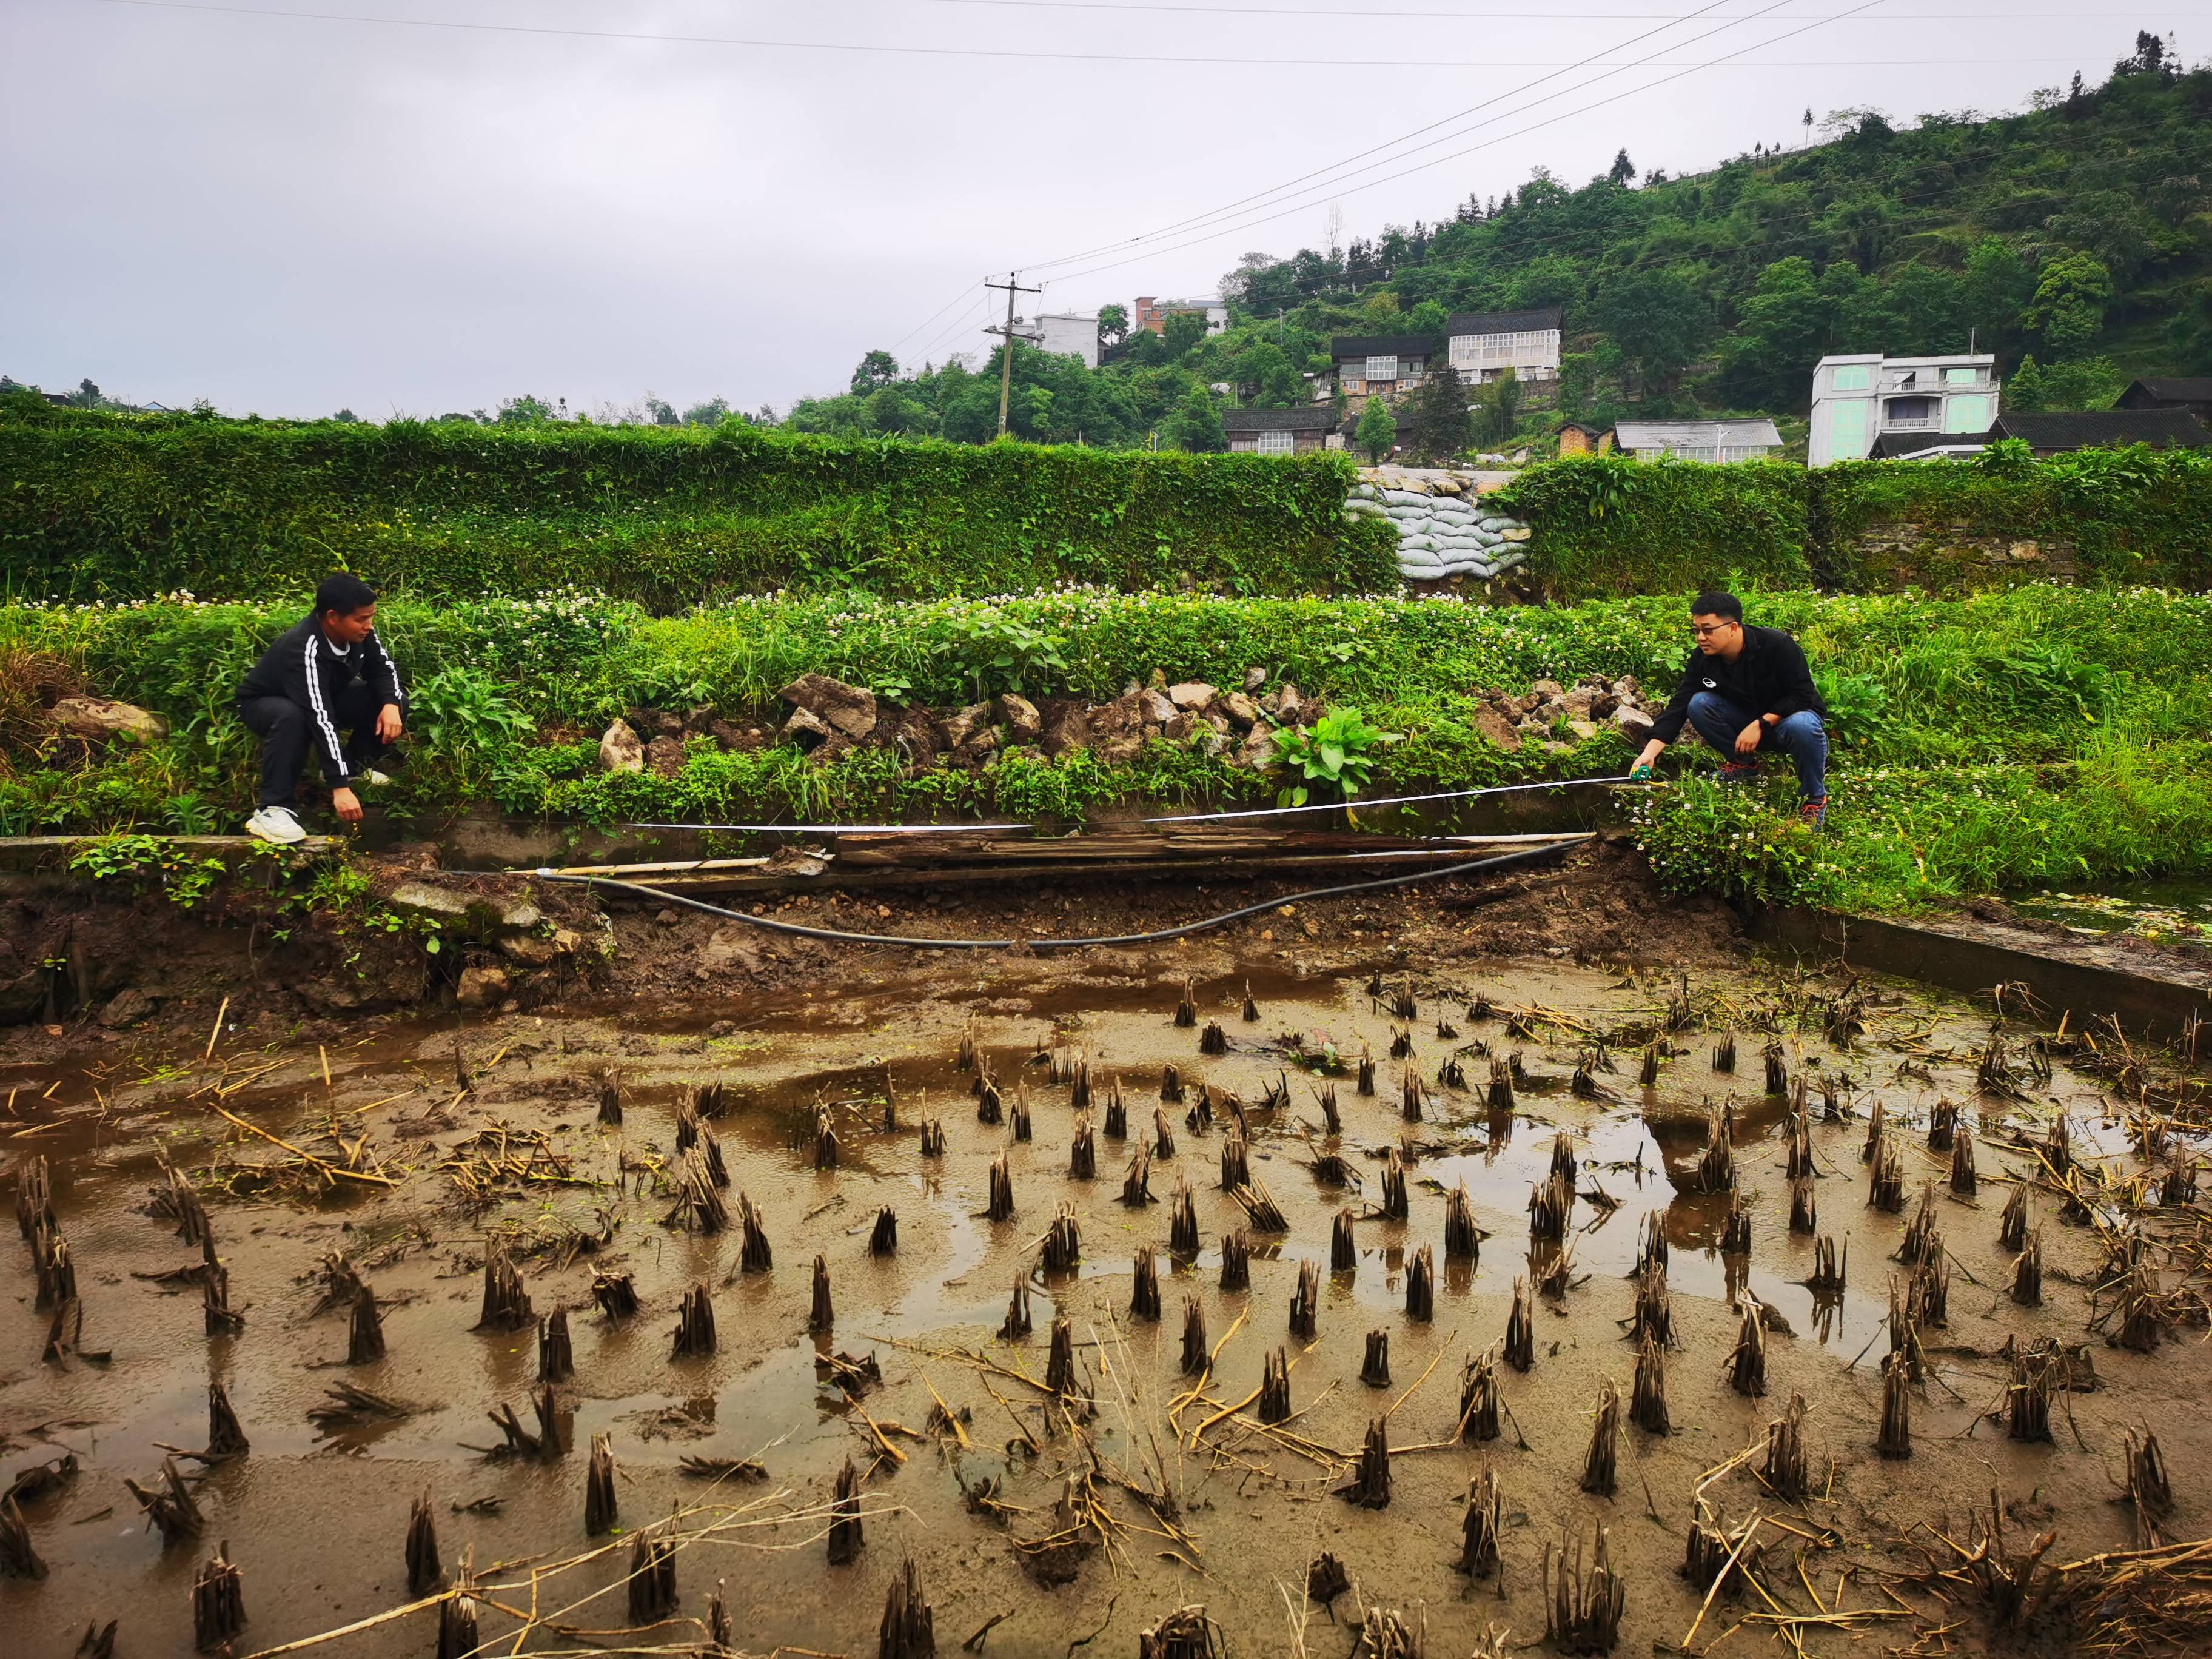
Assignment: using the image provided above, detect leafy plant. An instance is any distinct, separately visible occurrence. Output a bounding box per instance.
[68,833,229,907]
[1812,670,1889,748]
[409,666,535,755]
[930,612,1068,703]
[1269,706,1399,806]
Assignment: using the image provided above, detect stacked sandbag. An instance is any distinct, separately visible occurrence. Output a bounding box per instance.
[1345,469,1532,583]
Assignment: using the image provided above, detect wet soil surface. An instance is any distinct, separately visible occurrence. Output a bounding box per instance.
[3,939,2207,1657]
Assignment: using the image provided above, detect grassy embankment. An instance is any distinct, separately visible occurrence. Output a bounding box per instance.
[2,584,2206,916]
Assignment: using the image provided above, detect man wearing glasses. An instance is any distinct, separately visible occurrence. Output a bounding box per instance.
[1629,591,1830,828]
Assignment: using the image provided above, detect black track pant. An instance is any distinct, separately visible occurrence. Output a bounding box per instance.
[238,683,388,808]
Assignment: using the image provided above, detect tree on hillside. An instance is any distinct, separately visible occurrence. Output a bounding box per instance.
[1965,239,2037,350]
[1355,395,1396,462]
[497,395,556,425]
[1163,311,1212,358]
[1160,385,1225,452]
[1097,304,1128,354]
[1818,195,1897,274]
[1475,369,1521,446]
[1595,267,1712,394]
[851,350,900,394]
[645,397,679,426]
[1407,363,1471,460]
[1608,148,1636,186]
[2022,250,2114,358]
[2003,354,2125,411]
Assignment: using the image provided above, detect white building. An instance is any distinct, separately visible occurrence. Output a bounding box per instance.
[1614,419,1785,463]
[1809,352,1999,466]
[1034,312,1099,369]
[1445,307,1563,383]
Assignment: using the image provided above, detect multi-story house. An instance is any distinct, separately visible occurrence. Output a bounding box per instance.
[1808,352,1999,466]
[1331,335,1434,400]
[1444,307,1562,383]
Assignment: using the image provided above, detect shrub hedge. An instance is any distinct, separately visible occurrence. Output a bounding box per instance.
[1496,446,2212,597]
[12,401,2208,607]
[0,400,1400,604]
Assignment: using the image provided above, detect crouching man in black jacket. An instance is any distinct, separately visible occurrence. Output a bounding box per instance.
[1630,591,1830,828]
[234,572,406,843]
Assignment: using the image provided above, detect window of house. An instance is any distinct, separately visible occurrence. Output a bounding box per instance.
[1885,397,1936,424]
[1831,364,1872,392]
[1256,429,1295,455]
[1944,394,1994,432]
[1828,398,1871,456]
[1944,366,1982,386]
[1365,355,1399,381]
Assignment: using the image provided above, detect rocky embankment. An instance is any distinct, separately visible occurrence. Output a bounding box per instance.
[597,671,1315,778]
[594,669,1664,778]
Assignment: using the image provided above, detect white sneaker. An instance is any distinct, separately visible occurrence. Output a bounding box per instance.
[357,769,394,787]
[246,805,308,845]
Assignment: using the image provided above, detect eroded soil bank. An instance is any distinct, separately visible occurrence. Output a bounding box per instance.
[2,853,2208,1658]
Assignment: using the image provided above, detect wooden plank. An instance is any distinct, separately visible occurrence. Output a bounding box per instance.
[586,837,1586,897]
[0,834,340,874]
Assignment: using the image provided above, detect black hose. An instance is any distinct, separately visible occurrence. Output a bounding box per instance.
[532,836,1591,953]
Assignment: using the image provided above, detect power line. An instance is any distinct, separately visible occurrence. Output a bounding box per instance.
[1017,0,1758,272]
[886,280,990,353]
[927,0,2204,19]
[84,0,2114,70]
[1034,0,1894,284]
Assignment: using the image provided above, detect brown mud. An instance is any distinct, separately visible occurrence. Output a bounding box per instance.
[2,850,2208,1657]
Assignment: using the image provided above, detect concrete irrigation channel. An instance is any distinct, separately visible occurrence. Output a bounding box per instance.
[2,843,2210,1657]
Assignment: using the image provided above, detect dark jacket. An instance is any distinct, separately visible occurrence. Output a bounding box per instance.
[235,614,405,783]
[1649,625,1825,745]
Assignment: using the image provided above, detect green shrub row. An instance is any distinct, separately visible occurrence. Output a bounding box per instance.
[0,401,1399,604]
[12,402,2208,608]
[1498,446,2212,597]
[4,583,2209,915]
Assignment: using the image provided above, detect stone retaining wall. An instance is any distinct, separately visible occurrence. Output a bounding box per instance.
[1345,466,1532,584]
[1845,521,2080,589]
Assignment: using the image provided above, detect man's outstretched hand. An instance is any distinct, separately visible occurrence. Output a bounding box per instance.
[332,786,363,825]
[375,703,404,743]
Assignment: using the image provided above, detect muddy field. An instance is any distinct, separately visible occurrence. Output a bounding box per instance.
[3,920,2208,1658]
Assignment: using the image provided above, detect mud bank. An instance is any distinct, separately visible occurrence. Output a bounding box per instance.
[4,914,2209,1657]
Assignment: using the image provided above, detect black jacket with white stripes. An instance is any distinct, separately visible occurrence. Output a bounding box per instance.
[234,614,405,783]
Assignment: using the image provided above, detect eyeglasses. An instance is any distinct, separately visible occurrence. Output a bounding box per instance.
[1690,621,1737,637]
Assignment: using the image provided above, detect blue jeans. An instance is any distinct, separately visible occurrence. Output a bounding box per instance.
[1685,692,1828,802]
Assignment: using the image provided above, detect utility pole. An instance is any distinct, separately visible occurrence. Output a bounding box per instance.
[985,272,1041,439]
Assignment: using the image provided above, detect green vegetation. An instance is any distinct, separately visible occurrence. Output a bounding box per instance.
[1270,707,1399,807]
[0,400,1396,605]
[1495,442,2212,595]
[3,584,2205,917]
[778,47,2212,459]
[1219,44,2212,440]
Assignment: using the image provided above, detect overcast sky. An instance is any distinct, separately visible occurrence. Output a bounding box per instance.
[2,1,2202,417]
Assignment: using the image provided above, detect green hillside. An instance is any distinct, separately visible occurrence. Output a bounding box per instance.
[793,40,2212,447]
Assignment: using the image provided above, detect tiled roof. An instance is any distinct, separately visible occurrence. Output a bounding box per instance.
[1330,335,1436,357]
[1222,406,1338,432]
[1443,307,1564,336]
[2119,377,2212,405]
[1991,409,2209,450]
